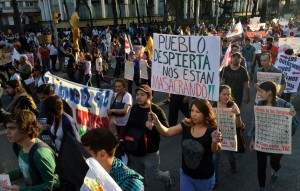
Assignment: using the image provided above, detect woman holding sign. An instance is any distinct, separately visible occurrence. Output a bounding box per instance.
[146,98,222,191]
[213,85,245,186]
[249,81,297,191]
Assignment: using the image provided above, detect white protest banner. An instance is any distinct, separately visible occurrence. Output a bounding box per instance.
[275,53,300,92]
[44,72,113,135]
[152,34,220,101]
[254,106,292,154]
[124,61,134,80]
[0,174,11,191]
[279,20,289,26]
[213,108,237,151]
[278,37,300,53]
[255,72,282,103]
[249,17,260,24]
[246,23,266,31]
[139,60,148,80]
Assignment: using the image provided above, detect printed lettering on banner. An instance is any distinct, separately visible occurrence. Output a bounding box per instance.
[254,106,292,154]
[124,61,134,81]
[152,34,220,101]
[44,72,113,136]
[139,60,148,80]
[213,108,237,151]
[274,53,300,93]
[255,72,282,103]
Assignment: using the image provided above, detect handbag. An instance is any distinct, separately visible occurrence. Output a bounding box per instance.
[110,93,126,117]
[236,126,246,153]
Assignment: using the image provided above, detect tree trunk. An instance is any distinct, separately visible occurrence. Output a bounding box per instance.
[111,0,118,26]
[11,0,23,34]
[251,0,258,17]
[117,0,123,24]
[62,0,70,20]
[246,0,250,17]
[215,0,219,25]
[75,0,80,12]
[82,0,93,27]
[187,0,191,19]
[260,0,268,23]
[194,0,200,26]
[282,0,290,15]
[145,0,152,22]
[135,0,141,23]
[178,0,184,25]
[163,0,168,24]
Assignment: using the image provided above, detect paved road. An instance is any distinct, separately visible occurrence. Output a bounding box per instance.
[0,69,300,191]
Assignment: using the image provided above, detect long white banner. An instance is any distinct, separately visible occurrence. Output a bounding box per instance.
[44,72,113,135]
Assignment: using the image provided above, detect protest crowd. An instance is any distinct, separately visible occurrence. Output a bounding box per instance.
[0,15,299,191]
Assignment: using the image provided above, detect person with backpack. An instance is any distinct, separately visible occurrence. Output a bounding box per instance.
[4,110,60,191]
[5,80,39,117]
[120,84,172,191]
[248,81,298,191]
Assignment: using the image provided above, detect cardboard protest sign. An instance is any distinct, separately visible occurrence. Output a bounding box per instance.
[44,72,113,135]
[124,61,134,80]
[245,23,266,31]
[279,20,289,26]
[213,108,237,151]
[275,53,300,92]
[0,174,11,191]
[255,72,282,103]
[254,106,292,154]
[278,38,300,54]
[139,60,148,80]
[152,34,220,101]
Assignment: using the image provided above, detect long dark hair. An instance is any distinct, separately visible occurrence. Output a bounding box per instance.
[44,95,63,132]
[184,98,217,128]
[259,81,277,106]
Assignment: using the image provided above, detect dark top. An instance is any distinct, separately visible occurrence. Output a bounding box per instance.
[122,103,169,154]
[220,66,249,101]
[181,122,215,179]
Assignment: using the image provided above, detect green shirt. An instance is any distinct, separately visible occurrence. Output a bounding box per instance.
[14,139,59,191]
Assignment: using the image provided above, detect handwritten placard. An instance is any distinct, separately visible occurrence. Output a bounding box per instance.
[124,61,134,81]
[152,34,220,101]
[254,106,292,154]
[275,53,300,93]
[213,108,237,151]
[255,72,282,103]
[139,60,148,80]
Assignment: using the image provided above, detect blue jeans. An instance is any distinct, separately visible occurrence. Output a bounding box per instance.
[129,151,171,190]
[42,58,50,71]
[83,74,92,87]
[213,151,236,181]
[180,168,215,191]
[246,61,253,80]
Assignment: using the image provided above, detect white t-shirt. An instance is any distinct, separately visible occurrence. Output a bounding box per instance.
[10,73,21,81]
[113,92,133,126]
[95,57,103,72]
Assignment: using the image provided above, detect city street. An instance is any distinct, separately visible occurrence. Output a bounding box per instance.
[0,70,299,191]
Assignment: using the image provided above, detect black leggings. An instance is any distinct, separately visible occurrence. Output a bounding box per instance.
[256,151,283,187]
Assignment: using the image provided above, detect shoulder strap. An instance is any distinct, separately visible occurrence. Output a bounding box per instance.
[29,142,53,175]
